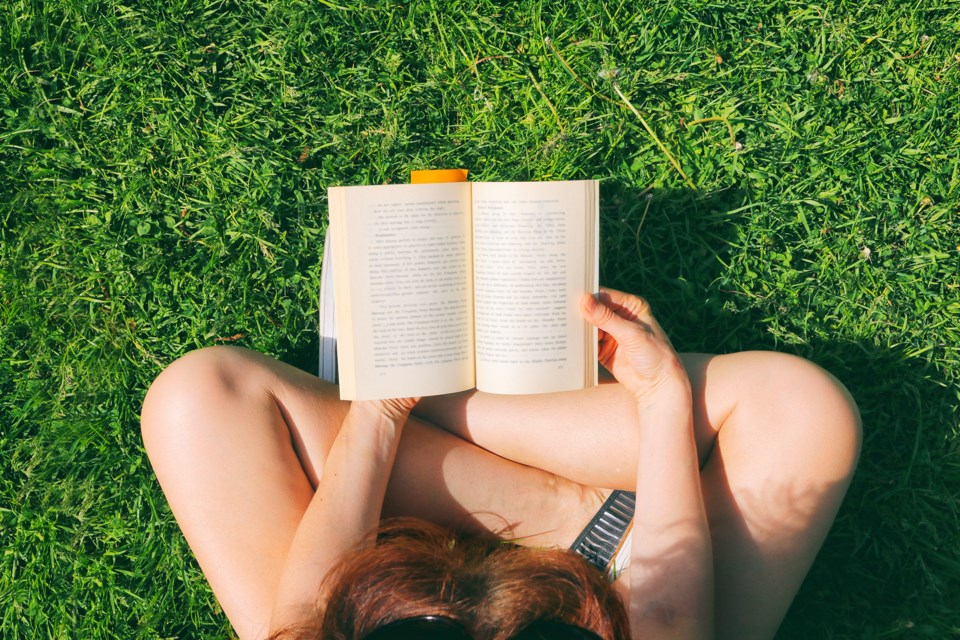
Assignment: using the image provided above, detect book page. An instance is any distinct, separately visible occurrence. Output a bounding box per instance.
[471,180,598,395]
[317,227,338,384]
[329,182,475,400]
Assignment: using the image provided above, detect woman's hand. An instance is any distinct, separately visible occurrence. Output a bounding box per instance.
[362,397,421,422]
[580,288,690,405]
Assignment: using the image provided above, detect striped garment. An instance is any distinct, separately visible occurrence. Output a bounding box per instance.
[569,490,635,580]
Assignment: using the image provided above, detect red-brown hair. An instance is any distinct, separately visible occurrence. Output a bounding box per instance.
[269,518,630,640]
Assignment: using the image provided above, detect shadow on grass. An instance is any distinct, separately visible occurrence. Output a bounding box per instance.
[777,339,960,639]
[596,181,760,354]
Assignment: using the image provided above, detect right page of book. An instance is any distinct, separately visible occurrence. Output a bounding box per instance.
[471,180,599,395]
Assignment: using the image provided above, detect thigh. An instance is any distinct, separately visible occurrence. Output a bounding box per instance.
[140,346,600,640]
[697,351,861,639]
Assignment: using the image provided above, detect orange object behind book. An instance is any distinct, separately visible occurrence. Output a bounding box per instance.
[410,169,469,184]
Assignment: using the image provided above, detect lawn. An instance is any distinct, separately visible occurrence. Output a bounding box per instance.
[2,0,959,637]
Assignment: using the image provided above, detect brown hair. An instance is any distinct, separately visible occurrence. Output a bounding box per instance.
[270,518,630,640]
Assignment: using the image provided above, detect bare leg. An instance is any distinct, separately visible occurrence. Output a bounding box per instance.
[140,346,605,640]
[142,347,859,640]
[417,351,862,639]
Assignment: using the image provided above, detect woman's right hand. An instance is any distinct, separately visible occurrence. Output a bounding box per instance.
[580,288,690,405]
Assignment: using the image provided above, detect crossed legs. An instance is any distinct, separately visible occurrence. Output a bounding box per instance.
[141,346,860,640]
[417,352,862,638]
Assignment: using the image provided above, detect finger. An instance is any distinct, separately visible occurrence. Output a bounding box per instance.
[597,335,618,369]
[597,287,653,323]
[580,293,646,346]
[598,287,672,342]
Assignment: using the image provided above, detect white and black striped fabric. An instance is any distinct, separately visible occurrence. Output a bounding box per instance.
[569,490,636,574]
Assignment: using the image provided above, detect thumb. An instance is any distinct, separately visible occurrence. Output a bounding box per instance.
[580,293,637,343]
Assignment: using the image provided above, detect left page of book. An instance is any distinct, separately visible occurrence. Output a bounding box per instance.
[329,182,476,400]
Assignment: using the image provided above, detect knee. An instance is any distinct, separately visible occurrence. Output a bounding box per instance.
[754,351,862,478]
[140,346,252,448]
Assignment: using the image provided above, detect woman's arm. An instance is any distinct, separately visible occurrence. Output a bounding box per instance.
[268,398,417,632]
[629,386,712,638]
[581,291,713,640]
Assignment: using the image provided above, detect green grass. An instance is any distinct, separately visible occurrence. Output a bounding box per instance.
[2,0,959,637]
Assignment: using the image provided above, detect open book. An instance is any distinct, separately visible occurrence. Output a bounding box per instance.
[323,179,599,400]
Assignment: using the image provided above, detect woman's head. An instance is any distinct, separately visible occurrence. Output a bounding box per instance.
[271,518,630,640]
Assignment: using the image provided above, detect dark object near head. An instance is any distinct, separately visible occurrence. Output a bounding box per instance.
[363,614,605,639]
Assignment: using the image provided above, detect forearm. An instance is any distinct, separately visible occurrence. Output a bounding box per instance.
[269,401,407,630]
[629,396,714,640]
